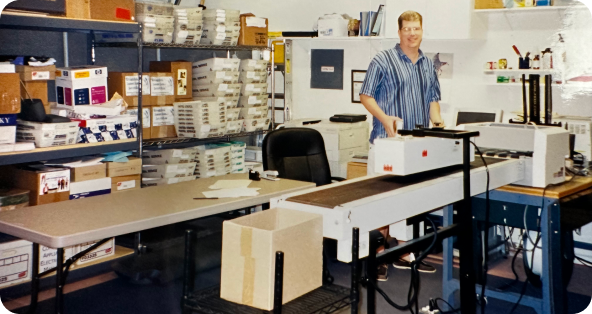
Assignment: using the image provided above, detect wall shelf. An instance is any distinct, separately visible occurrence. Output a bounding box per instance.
[142,131,268,150]
[0,13,139,33]
[94,42,269,51]
[474,4,588,13]
[0,139,138,166]
[484,69,554,75]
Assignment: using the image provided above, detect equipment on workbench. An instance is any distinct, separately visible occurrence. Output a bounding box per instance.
[459,122,570,188]
[509,74,562,127]
[374,128,476,176]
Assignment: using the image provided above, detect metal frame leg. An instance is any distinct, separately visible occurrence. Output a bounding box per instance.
[366,231,381,314]
[351,228,360,314]
[459,137,477,314]
[542,202,564,314]
[55,248,64,314]
[442,205,456,307]
[273,252,284,314]
[182,230,196,314]
[28,243,40,314]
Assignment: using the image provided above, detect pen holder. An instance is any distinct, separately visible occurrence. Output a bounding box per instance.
[519,57,531,69]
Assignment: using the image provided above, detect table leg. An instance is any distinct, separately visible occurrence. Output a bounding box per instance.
[351,228,360,314]
[542,202,564,314]
[442,205,456,307]
[55,248,64,314]
[28,243,40,314]
[366,231,379,314]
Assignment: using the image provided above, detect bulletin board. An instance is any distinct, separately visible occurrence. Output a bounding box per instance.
[351,70,367,103]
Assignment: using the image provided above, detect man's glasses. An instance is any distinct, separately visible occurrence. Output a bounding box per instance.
[401,27,422,33]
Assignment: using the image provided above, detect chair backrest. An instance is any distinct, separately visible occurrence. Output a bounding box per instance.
[262,128,332,186]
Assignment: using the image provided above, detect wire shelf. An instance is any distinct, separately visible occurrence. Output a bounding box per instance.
[142,131,267,148]
[94,42,269,50]
[185,284,351,314]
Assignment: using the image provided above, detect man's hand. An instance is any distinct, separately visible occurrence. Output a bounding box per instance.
[380,116,403,137]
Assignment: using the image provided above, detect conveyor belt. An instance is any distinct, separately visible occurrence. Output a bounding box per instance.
[286,158,506,209]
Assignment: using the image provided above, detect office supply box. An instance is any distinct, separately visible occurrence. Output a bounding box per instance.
[55,66,108,108]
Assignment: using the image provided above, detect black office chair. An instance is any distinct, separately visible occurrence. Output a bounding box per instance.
[262,127,345,185]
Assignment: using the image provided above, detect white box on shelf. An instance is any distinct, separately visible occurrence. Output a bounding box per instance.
[226,108,241,121]
[193,71,239,85]
[240,83,268,97]
[318,18,348,37]
[141,175,196,187]
[242,118,270,132]
[193,83,242,98]
[226,120,244,134]
[0,239,32,288]
[238,71,267,84]
[142,163,197,179]
[75,238,115,266]
[143,148,197,165]
[246,146,263,162]
[239,106,268,120]
[239,59,268,72]
[55,66,108,108]
[0,114,17,145]
[192,58,240,74]
[69,177,112,200]
[238,95,268,108]
[16,120,79,148]
[39,245,75,273]
[192,96,239,109]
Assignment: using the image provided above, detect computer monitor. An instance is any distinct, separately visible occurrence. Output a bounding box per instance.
[453,108,503,126]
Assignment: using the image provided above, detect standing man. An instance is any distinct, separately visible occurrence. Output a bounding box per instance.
[359,10,444,281]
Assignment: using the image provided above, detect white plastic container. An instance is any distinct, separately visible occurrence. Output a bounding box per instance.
[135,1,174,16]
[226,120,244,134]
[173,29,203,45]
[239,106,269,120]
[192,96,239,109]
[141,175,196,187]
[203,9,240,18]
[240,83,268,97]
[239,59,269,72]
[174,100,226,112]
[16,120,79,148]
[174,7,203,15]
[226,108,241,121]
[238,95,268,108]
[239,71,267,84]
[193,71,239,85]
[175,123,227,138]
[142,26,174,43]
[202,17,241,27]
[142,163,197,179]
[137,14,175,26]
[192,58,240,73]
[193,83,242,98]
[242,118,270,132]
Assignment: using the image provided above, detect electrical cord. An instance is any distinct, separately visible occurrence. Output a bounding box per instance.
[430,297,460,314]
[509,234,540,314]
[471,141,490,314]
[575,255,592,269]
[367,217,439,313]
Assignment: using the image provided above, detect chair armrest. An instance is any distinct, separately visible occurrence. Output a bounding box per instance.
[331,176,346,182]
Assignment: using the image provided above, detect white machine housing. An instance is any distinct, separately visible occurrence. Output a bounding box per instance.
[555,116,591,166]
[459,123,570,188]
[374,136,475,175]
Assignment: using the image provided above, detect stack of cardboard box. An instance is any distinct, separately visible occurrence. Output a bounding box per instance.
[105,157,142,193]
[141,149,197,187]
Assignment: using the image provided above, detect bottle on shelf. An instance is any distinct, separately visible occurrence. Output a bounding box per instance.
[532,54,540,70]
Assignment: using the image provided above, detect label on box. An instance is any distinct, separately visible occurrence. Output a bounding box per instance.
[216,33,226,40]
[127,108,151,128]
[245,84,254,91]
[177,30,189,39]
[39,170,70,195]
[117,180,136,190]
[152,107,174,126]
[247,72,255,78]
[0,114,17,126]
[177,69,188,96]
[125,75,151,96]
[248,60,257,67]
[216,25,226,32]
[246,17,267,28]
[166,165,178,173]
[91,86,107,104]
[151,77,175,96]
[201,125,211,132]
[248,108,260,115]
[216,72,226,79]
[32,71,50,80]
[75,71,90,79]
[169,178,180,184]
[172,150,183,158]
[218,84,228,91]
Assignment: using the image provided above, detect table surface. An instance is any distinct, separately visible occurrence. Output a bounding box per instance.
[496,176,592,199]
[0,174,315,248]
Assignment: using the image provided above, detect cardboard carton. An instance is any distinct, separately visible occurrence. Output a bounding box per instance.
[70,163,107,182]
[125,106,152,140]
[20,81,49,106]
[107,72,152,107]
[76,238,115,265]
[66,0,134,22]
[151,106,176,138]
[10,167,70,206]
[0,189,29,212]
[0,73,21,114]
[220,208,323,310]
[0,239,32,288]
[142,148,197,165]
[55,66,108,108]
[111,174,141,192]
[150,73,175,106]
[69,177,111,200]
[238,14,268,46]
[149,62,192,100]
[475,0,505,9]
[105,157,142,177]
[15,65,56,82]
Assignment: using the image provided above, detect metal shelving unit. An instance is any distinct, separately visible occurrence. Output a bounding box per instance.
[0,13,140,33]
[143,131,268,150]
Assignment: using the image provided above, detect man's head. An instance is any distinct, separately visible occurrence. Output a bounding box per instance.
[398,11,423,50]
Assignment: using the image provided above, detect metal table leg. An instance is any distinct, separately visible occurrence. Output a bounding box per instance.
[542,201,564,314]
[351,228,360,314]
[55,248,64,314]
[442,204,456,307]
[28,243,40,314]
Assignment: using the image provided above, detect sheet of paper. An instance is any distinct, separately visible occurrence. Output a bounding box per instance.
[202,187,261,198]
[208,180,252,190]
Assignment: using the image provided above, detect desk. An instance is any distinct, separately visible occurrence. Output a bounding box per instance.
[0,173,314,314]
[442,177,592,314]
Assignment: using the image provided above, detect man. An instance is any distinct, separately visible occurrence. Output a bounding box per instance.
[359,10,444,281]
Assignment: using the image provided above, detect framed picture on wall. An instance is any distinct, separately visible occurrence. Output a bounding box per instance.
[351,70,367,103]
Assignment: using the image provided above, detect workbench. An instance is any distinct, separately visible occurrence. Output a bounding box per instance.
[442,176,592,314]
[0,174,315,314]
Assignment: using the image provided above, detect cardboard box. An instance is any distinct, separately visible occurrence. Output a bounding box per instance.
[220,208,323,310]
[107,72,152,107]
[76,238,115,265]
[141,175,196,187]
[21,81,49,106]
[238,14,268,46]
[0,114,17,145]
[475,0,505,9]
[126,106,151,140]
[142,148,197,165]
[70,177,111,200]
[141,163,197,179]
[70,163,107,182]
[6,0,65,14]
[67,0,134,21]
[111,174,141,192]
[0,189,29,212]
[151,106,176,138]
[15,65,56,82]
[0,73,21,114]
[149,62,192,100]
[39,245,75,273]
[317,18,348,37]
[105,157,142,177]
[150,73,175,106]
[0,239,33,288]
[10,166,70,206]
[16,120,79,148]
[55,66,108,108]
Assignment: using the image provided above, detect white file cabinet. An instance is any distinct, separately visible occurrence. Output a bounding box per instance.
[284,119,369,178]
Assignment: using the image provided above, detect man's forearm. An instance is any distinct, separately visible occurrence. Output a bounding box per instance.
[429,101,444,125]
[361,94,388,122]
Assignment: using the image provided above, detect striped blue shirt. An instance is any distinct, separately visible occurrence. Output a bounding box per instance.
[360,43,441,143]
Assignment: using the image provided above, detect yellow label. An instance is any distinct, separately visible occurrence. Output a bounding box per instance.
[268,31,282,39]
[286,59,291,74]
[75,71,90,79]
[55,71,62,77]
